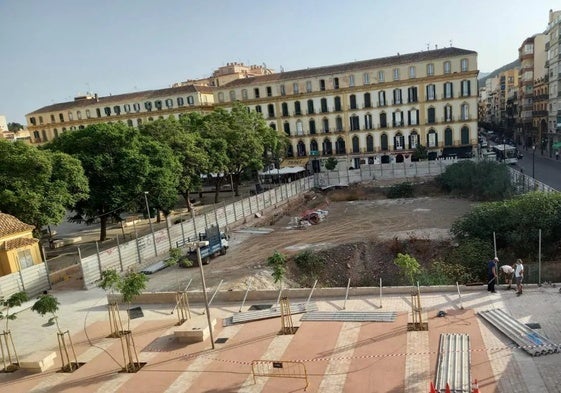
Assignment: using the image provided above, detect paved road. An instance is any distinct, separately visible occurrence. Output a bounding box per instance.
[514,146,561,190]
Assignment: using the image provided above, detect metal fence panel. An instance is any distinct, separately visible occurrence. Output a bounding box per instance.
[20,263,50,297]
[98,245,121,272]
[80,254,101,288]
[0,271,25,298]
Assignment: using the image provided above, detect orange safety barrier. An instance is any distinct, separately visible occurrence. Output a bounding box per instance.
[429,381,437,393]
[472,378,480,393]
[445,383,451,393]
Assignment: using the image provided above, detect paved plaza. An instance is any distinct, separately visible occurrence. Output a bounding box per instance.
[1,284,561,392]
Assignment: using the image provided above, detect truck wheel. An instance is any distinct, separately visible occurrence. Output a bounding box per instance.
[220,248,227,255]
[202,257,210,265]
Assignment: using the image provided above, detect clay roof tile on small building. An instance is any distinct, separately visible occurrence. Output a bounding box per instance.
[2,237,39,251]
[0,213,35,237]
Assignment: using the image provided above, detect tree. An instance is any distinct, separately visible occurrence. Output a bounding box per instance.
[393,253,420,285]
[140,116,209,211]
[267,251,287,284]
[412,144,428,161]
[324,157,338,171]
[0,292,29,371]
[45,123,179,241]
[0,140,89,234]
[32,294,79,372]
[7,122,24,132]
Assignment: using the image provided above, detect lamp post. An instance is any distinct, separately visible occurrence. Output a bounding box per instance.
[144,191,158,256]
[532,145,536,179]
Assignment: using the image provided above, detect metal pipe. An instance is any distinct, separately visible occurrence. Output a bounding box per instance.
[239,281,251,312]
[306,280,318,307]
[343,278,351,310]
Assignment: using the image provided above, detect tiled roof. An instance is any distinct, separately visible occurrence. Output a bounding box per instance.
[27,84,216,115]
[0,213,35,237]
[1,237,38,251]
[223,47,477,88]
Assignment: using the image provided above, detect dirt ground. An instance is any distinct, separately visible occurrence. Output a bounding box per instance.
[143,185,476,293]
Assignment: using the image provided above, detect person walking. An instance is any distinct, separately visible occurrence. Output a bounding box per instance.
[487,256,499,293]
[500,264,515,290]
[514,258,524,296]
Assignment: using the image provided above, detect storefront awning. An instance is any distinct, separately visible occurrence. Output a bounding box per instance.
[280,157,309,168]
[441,146,473,158]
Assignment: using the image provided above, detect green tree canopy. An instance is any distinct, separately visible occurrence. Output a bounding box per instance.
[7,122,24,132]
[44,122,179,241]
[0,140,89,233]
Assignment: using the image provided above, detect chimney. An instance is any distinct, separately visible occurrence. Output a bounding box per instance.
[95,93,98,102]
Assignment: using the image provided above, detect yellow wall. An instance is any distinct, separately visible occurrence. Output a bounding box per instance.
[0,231,43,276]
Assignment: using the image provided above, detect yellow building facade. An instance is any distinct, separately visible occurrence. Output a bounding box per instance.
[0,213,42,276]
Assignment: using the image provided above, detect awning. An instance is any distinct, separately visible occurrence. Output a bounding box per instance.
[552,142,561,150]
[260,166,306,176]
[441,146,473,158]
[280,157,309,168]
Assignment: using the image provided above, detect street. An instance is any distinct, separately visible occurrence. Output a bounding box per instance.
[514,146,561,190]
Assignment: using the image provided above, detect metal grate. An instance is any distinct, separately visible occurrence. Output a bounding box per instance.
[215,337,228,344]
[301,311,397,322]
[231,302,318,324]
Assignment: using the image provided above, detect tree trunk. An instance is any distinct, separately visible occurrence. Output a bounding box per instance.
[182,191,193,212]
[99,215,108,242]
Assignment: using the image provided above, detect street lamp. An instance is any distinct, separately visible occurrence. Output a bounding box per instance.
[144,191,157,256]
[532,145,536,179]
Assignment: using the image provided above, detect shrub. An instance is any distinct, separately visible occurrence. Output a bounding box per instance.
[393,253,420,285]
[418,260,474,285]
[178,256,194,268]
[446,238,494,280]
[166,248,182,266]
[294,250,325,277]
[386,182,414,198]
[267,251,287,283]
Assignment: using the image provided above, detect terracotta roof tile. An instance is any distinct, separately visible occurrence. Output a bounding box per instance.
[1,237,38,251]
[0,213,35,237]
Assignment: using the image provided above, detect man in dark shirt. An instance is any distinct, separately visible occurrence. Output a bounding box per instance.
[487,256,498,293]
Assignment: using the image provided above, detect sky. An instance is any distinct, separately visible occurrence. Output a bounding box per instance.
[1,0,559,125]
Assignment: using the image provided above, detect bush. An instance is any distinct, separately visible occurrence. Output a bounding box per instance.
[393,253,420,285]
[446,238,494,280]
[386,182,414,198]
[294,250,325,277]
[418,260,474,285]
[178,256,194,268]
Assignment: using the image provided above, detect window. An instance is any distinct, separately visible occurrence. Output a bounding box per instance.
[427,107,436,124]
[255,105,262,113]
[427,130,437,147]
[218,92,224,102]
[408,109,419,126]
[68,112,73,121]
[393,68,400,81]
[349,115,358,131]
[461,126,470,145]
[280,84,286,96]
[461,80,471,97]
[307,100,315,114]
[378,91,386,106]
[319,79,326,91]
[296,120,303,135]
[133,103,141,112]
[53,128,58,137]
[364,93,371,108]
[322,118,329,132]
[96,108,101,118]
[293,82,299,94]
[334,96,341,111]
[393,89,402,105]
[269,123,276,131]
[444,82,453,99]
[380,112,387,128]
[154,100,162,110]
[282,102,289,117]
[336,116,344,131]
[123,104,131,113]
[127,119,133,127]
[264,86,271,97]
[229,90,236,101]
[426,84,436,101]
[443,61,451,74]
[104,107,111,116]
[76,110,82,120]
[306,81,312,93]
[254,88,260,98]
[444,105,453,122]
[242,89,248,99]
[407,87,418,103]
[461,58,468,72]
[409,132,418,149]
[187,96,194,105]
[283,122,290,135]
[321,98,328,113]
[381,133,388,150]
[49,114,55,122]
[39,116,44,124]
[394,133,404,150]
[444,128,453,146]
[268,104,275,118]
[427,63,434,76]
[461,103,469,120]
[352,135,360,153]
[409,66,416,78]
[17,249,34,269]
[378,70,385,82]
[309,119,316,134]
[363,72,370,85]
[177,97,184,106]
[333,77,339,89]
[364,114,373,129]
[349,94,357,109]
[294,101,301,116]
[59,113,64,122]
[349,75,355,87]
[137,118,142,125]
[366,135,374,152]
[164,98,173,108]
[30,117,36,125]
[393,111,403,127]
[84,109,90,118]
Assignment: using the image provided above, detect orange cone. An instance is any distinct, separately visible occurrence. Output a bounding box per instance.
[472,379,480,393]
[429,381,437,393]
[445,383,451,393]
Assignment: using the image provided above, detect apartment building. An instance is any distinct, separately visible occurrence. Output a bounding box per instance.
[546,9,561,138]
[26,47,479,167]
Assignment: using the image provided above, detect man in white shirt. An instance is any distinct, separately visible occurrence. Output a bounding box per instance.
[500,264,515,290]
[514,259,524,296]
